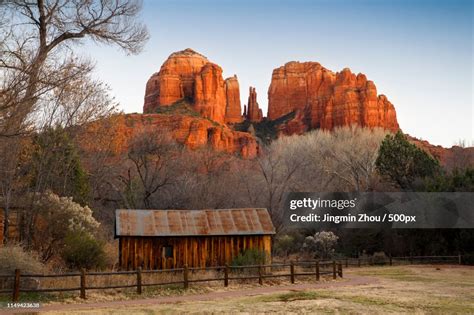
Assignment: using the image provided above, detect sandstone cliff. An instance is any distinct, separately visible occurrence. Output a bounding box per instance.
[244,87,263,122]
[267,62,399,135]
[408,136,474,170]
[140,50,468,165]
[225,76,243,124]
[80,113,258,159]
[144,49,242,125]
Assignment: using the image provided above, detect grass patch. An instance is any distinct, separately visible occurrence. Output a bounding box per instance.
[0,291,74,304]
[351,266,474,285]
[350,267,431,282]
[260,290,323,302]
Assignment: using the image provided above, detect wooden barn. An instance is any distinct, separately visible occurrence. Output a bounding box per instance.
[115,208,275,270]
[0,207,21,246]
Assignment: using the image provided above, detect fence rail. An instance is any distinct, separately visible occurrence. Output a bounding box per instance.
[1,255,462,302]
[2,260,342,302]
[330,254,462,268]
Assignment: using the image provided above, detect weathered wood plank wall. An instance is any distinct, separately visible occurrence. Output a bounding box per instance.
[119,235,272,270]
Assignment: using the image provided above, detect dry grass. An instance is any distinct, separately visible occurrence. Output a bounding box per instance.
[0,264,336,305]
[39,265,474,314]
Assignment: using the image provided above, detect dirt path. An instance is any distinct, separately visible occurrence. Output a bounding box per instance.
[2,275,377,314]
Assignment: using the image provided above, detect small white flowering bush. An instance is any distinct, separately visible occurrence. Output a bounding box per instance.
[303,231,339,259]
[33,191,100,262]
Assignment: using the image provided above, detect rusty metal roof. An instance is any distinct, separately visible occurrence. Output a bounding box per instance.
[115,209,275,237]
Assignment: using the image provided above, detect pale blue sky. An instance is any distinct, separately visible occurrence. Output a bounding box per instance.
[79,0,472,147]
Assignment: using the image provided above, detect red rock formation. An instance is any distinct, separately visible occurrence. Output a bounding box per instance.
[409,136,474,169]
[144,49,209,112]
[144,49,245,125]
[193,63,227,123]
[81,114,258,159]
[268,62,399,134]
[244,87,263,122]
[224,75,243,124]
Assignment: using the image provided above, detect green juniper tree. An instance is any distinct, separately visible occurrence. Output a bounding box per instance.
[376,131,440,189]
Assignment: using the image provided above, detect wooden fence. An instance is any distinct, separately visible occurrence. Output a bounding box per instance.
[0,260,342,302]
[337,254,462,268]
[0,255,462,302]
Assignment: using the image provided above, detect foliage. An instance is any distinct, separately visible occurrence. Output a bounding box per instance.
[33,191,100,262]
[61,231,107,270]
[31,127,90,204]
[424,168,474,192]
[0,245,45,274]
[231,249,266,267]
[303,231,339,259]
[372,252,388,265]
[273,234,296,257]
[376,131,441,189]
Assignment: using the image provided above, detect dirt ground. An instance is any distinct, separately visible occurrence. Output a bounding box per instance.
[2,265,473,314]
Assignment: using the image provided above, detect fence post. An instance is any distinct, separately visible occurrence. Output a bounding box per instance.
[332,261,336,279]
[389,254,393,266]
[345,258,348,268]
[458,254,462,265]
[80,268,86,299]
[183,264,189,289]
[137,267,142,294]
[290,261,295,284]
[12,269,20,302]
[258,264,263,285]
[224,264,229,287]
[358,258,361,267]
[338,263,343,278]
[315,260,320,281]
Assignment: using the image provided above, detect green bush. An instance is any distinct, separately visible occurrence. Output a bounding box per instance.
[231,248,266,267]
[376,131,440,189]
[61,231,107,270]
[274,234,296,257]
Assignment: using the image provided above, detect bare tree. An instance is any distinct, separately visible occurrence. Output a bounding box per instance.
[0,0,147,243]
[14,70,118,245]
[327,126,387,191]
[124,129,180,209]
[1,0,148,136]
[257,138,308,231]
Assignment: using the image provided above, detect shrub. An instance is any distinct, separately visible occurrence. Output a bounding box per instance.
[303,231,339,259]
[61,231,107,270]
[33,191,100,262]
[372,252,388,265]
[231,249,266,267]
[376,131,440,189]
[0,245,45,274]
[461,253,474,265]
[274,234,296,257]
